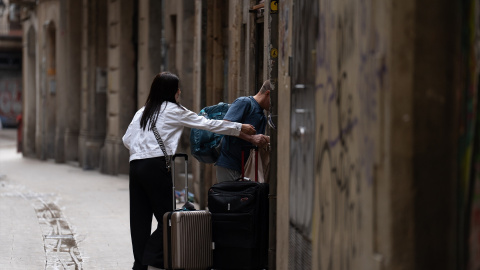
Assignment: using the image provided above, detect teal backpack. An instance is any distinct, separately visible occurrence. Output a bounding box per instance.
[190,98,256,163]
[190,102,231,163]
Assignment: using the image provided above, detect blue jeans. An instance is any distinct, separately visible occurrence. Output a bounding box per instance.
[216,166,241,182]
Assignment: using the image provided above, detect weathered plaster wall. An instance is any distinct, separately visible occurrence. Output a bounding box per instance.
[22,18,37,158]
[278,0,460,269]
[311,0,391,268]
[101,0,136,175]
[277,0,398,269]
[78,0,107,170]
[62,0,82,164]
[35,1,59,161]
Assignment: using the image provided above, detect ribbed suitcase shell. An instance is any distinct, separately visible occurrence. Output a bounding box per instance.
[163,210,212,270]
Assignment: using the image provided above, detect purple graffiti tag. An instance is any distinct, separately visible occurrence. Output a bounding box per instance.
[328,117,359,148]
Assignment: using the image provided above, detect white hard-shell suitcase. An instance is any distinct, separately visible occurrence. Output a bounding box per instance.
[163,154,212,270]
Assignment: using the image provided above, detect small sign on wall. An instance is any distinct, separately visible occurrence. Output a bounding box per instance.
[96,67,107,93]
[49,79,56,94]
[270,48,278,58]
[271,1,278,14]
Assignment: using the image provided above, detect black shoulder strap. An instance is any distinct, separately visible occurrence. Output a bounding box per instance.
[152,126,171,171]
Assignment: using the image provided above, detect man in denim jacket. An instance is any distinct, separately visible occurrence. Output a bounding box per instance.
[215,80,272,182]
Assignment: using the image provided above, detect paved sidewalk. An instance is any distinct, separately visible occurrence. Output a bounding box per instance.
[0,129,135,269]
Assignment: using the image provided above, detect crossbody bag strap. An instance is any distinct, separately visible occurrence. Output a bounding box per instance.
[152,126,171,172]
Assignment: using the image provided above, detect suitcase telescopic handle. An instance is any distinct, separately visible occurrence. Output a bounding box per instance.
[171,153,189,210]
[172,153,188,161]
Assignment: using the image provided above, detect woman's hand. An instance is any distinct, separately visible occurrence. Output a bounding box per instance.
[241,124,256,135]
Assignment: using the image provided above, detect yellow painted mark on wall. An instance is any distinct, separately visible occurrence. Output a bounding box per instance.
[271,1,278,13]
[271,48,278,58]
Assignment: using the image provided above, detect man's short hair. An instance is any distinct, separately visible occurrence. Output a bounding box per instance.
[260,80,272,93]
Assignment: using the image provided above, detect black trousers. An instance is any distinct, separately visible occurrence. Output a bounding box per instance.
[129,157,173,270]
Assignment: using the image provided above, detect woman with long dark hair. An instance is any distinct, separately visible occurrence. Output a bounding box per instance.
[123,72,262,270]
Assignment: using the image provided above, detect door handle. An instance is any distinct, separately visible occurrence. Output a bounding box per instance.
[293,126,306,140]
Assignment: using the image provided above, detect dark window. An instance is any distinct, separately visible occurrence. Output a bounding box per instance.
[0,53,21,70]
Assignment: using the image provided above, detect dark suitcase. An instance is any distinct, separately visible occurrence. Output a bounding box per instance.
[163,154,213,270]
[208,146,269,269]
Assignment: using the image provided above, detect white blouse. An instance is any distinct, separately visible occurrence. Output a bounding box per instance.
[122,102,241,162]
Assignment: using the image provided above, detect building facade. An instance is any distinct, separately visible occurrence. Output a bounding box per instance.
[16,0,480,269]
[0,0,22,128]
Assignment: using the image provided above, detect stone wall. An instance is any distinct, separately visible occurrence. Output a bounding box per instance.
[277,0,459,269]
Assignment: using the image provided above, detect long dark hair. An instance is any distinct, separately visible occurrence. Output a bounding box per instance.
[140,72,182,131]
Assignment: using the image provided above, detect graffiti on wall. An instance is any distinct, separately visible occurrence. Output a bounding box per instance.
[0,78,22,127]
[288,0,318,267]
[311,0,387,268]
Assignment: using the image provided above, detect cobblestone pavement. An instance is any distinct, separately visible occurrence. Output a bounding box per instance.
[0,128,134,269]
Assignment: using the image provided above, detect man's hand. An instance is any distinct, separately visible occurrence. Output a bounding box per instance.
[250,134,269,147]
[241,124,256,135]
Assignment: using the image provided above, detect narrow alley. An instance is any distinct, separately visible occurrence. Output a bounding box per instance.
[0,128,134,269]
[0,0,474,269]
